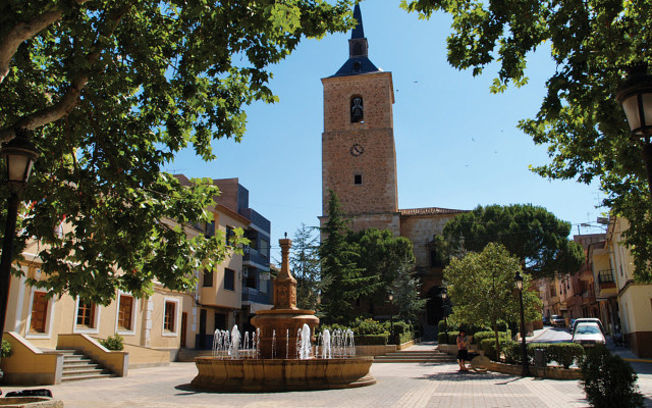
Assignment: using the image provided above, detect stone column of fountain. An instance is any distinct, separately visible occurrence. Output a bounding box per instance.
[251,237,319,359]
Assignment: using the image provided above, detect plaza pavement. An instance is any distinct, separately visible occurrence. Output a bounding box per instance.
[4,344,652,408]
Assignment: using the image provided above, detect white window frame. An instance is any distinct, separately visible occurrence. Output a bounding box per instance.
[162,297,180,337]
[115,292,138,336]
[25,287,56,339]
[73,297,101,334]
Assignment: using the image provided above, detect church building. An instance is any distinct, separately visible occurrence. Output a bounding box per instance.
[320,5,467,335]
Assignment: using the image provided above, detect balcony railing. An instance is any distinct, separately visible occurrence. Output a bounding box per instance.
[243,248,270,267]
[598,269,615,284]
[241,287,272,305]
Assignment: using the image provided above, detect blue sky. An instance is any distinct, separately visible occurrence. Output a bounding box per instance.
[164,0,607,260]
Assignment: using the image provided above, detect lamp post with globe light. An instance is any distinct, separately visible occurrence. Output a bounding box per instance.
[0,129,39,341]
[617,65,652,196]
[515,271,528,376]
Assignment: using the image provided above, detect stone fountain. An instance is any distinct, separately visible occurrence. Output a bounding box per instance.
[191,238,375,392]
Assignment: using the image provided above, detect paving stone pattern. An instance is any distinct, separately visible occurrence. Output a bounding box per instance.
[3,349,651,408]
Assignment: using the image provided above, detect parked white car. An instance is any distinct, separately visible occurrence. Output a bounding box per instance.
[571,322,606,346]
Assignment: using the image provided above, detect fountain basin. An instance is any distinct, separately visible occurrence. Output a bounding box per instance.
[191,357,375,392]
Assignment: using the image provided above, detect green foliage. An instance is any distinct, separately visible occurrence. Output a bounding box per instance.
[1,339,13,358]
[0,0,355,303]
[290,223,320,310]
[581,345,644,408]
[319,193,420,324]
[471,330,510,345]
[389,259,425,322]
[402,0,652,282]
[547,343,585,369]
[319,191,374,324]
[351,318,387,336]
[446,331,460,345]
[437,332,448,345]
[519,342,584,367]
[100,334,124,351]
[437,204,584,279]
[444,243,542,357]
[502,340,522,364]
[354,334,389,346]
[345,228,420,321]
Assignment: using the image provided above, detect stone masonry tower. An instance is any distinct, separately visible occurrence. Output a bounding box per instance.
[321,5,400,234]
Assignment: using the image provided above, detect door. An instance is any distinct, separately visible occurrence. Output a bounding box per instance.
[180,312,188,348]
[198,309,207,348]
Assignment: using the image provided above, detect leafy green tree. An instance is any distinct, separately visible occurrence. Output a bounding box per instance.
[437,204,584,279]
[290,223,320,311]
[318,190,373,324]
[391,260,426,322]
[0,1,354,303]
[444,242,542,358]
[347,228,415,312]
[401,0,652,281]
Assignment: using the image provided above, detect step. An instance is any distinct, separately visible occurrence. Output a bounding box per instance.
[63,362,101,370]
[62,369,107,377]
[63,356,93,363]
[61,373,114,382]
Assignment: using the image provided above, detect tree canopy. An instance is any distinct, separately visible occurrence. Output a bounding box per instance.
[402,0,652,281]
[0,0,354,303]
[436,204,584,279]
[290,223,320,311]
[444,242,541,356]
[318,190,372,324]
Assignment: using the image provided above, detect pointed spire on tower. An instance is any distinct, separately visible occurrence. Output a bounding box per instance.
[331,4,380,77]
[351,4,365,39]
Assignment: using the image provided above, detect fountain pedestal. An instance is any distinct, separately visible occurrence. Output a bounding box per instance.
[191,237,376,392]
[251,238,319,359]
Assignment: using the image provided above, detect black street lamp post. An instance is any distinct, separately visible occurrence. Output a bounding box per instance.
[617,65,652,196]
[515,271,528,377]
[441,290,449,340]
[0,129,39,342]
[388,293,394,343]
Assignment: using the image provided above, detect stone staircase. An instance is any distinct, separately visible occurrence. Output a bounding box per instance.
[58,349,115,382]
[373,349,457,364]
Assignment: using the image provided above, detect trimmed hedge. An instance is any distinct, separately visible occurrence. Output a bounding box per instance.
[547,343,584,368]
[354,334,389,345]
[471,330,511,345]
[524,342,585,368]
[447,331,460,345]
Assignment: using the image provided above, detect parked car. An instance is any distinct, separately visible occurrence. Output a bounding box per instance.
[572,322,606,346]
[550,314,566,328]
[542,315,551,326]
[571,318,606,336]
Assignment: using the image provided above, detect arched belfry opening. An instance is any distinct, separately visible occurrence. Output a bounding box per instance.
[351,95,364,123]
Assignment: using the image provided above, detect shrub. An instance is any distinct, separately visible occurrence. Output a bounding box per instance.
[397,331,413,345]
[1,339,13,358]
[547,343,584,368]
[352,318,386,336]
[100,334,124,351]
[480,338,499,361]
[447,331,460,345]
[581,345,643,408]
[480,337,517,362]
[437,332,448,345]
[354,334,389,346]
[526,343,553,365]
[471,330,510,345]
[502,340,521,364]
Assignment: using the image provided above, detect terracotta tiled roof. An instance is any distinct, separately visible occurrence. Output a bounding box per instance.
[399,207,468,216]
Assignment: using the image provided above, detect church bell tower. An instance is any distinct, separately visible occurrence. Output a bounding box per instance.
[321,5,399,233]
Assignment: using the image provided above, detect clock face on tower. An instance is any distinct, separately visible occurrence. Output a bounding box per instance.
[350,143,365,157]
